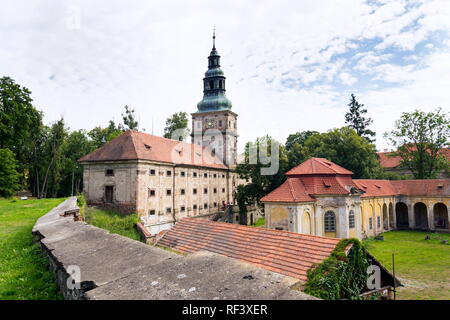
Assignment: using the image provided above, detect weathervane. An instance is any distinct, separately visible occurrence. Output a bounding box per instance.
[213,26,216,49]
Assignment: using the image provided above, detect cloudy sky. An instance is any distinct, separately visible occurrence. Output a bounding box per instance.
[1,0,449,152]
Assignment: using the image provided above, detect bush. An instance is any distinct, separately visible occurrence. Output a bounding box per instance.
[304,238,372,300]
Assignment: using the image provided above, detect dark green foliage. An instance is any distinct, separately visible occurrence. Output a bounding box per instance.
[345,93,376,143]
[384,108,450,179]
[163,112,190,141]
[235,135,289,211]
[304,127,384,179]
[0,148,20,197]
[304,238,371,300]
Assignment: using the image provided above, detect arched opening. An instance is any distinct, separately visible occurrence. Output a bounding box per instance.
[389,203,394,229]
[396,202,409,229]
[414,202,428,230]
[434,203,449,230]
[382,203,388,230]
[302,212,311,235]
[324,210,336,237]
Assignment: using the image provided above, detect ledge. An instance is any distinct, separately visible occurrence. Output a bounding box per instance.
[33,198,315,300]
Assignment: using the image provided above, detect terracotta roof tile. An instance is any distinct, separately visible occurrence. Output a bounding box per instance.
[78,130,227,169]
[377,148,450,169]
[157,218,340,281]
[260,179,315,203]
[353,179,398,198]
[391,179,450,196]
[286,157,353,176]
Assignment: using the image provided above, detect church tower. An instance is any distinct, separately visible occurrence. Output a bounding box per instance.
[192,31,238,167]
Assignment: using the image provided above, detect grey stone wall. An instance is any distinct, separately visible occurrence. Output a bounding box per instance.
[33,198,315,300]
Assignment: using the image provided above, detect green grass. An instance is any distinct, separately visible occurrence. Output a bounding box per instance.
[84,206,140,241]
[364,230,450,300]
[0,197,65,300]
[251,217,266,227]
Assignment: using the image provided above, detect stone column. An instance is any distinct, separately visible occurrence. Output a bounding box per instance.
[338,206,349,239]
[315,206,323,237]
[427,202,435,231]
[407,202,414,229]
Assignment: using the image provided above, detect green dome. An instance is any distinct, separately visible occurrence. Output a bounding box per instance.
[197,94,233,112]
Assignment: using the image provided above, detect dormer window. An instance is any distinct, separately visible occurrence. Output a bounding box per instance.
[144,144,151,150]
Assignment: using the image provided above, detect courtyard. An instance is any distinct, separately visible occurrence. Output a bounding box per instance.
[364,230,450,300]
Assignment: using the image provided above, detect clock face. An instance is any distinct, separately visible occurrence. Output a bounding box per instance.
[205,119,215,129]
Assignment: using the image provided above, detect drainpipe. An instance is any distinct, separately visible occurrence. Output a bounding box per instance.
[173,165,176,223]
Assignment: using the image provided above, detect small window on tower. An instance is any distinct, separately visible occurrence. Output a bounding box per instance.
[209,80,214,89]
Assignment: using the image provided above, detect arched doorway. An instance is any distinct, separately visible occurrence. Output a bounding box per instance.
[414,202,428,230]
[396,202,409,229]
[302,212,311,234]
[382,203,388,230]
[434,203,449,230]
[389,203,394,229]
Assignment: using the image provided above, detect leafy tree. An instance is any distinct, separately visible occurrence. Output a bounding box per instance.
[88,120,123,149]
[285,131,318,170]
[0,148,20,197]
[304,127,383,179]
[235,135,288,210]
[0,76,43,186]
[163,112,190,141]
[384,108,450,179]
[345,94,375,143]
[121,105,139,131]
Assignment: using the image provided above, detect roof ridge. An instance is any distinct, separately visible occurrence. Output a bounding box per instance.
[287,179,298,201]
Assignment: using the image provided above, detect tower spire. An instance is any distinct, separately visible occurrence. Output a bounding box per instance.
[213,26,216,49]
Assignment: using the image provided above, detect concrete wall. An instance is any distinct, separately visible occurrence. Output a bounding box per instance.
[32,198,314,300]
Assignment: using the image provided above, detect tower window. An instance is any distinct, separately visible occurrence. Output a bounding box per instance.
[209,80,214,89]
[219,80,223,89]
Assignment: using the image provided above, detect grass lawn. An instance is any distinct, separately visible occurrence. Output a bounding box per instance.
[0,197,65,300]
[364,230,450,300]
[251,217,266,227]
[84,206,140,241]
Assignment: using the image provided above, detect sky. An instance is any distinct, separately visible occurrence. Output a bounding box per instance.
[1,0,449,152]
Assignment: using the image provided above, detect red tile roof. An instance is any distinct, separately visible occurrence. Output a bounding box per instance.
[391,179,450,197]
[78,130,227,169]
[353,179,398,198]
[377,148,450,169]
[156,218,340,281]
[286,157,353,176]
[260,179,315,203]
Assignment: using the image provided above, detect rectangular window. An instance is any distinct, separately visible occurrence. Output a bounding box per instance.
[213,173,217,178]
[181,189,185,195]
[219,120,222,127]
[213,188,217,194]
[222,174,225,178]
[166,170,172,176]
[149,210,156,216]
[149,169,156,175]
[204,173,208,178]
[193,204,197,210]
[181,206,186,212]
[166,207,172,214]
[204,203,208,209]
[193,172,197,177]
[105,169,114,176]
[204,188,208,194]
[214,202,217,208]
[166,189,172,196]
[193,188,197,195]
[222,188,225,193]
[369,218,373,230]
[180,171,186,177]
[377,216,381,229]
[148,189,155,197]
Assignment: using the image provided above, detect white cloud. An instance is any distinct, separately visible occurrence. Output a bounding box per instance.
[0,0,449,154]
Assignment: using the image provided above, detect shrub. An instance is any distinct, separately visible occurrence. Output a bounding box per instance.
[304,238,372,300]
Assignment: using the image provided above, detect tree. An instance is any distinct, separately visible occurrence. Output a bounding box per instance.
[121,105,139,131]
[384,108,450,179]
[88,120,123,149]
[345,94,375,143]
[163,112,190,141]
[235,135,288,208]
[304,127,383,179]
[0,76,43,186]
[285,131,318,171]
[0,148,20,197]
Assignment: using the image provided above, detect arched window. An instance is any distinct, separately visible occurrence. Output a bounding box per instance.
[349,210,355,228]
[324,211,336,232]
